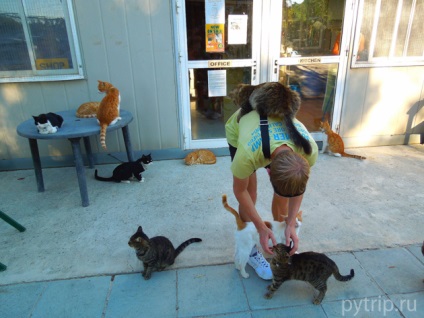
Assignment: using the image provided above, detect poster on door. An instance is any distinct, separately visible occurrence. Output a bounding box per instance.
[206,24,225,53]
[208,70,227,97]
[205,0,225,53]
[228,15,248,45]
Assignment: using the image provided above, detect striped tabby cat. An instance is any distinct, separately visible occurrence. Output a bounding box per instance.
[265,243,354,304]
[97,80,121,150]
[222,195,302,279]
[128,226,202,280]
[229,82,312,155]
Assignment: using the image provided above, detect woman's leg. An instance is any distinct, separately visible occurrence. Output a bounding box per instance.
[272,193,289,222]
[239,172,257,222]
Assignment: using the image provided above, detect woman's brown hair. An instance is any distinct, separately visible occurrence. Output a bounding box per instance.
[270,150,310,197]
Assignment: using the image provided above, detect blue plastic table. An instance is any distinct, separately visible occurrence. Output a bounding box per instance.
[17,110,134,207]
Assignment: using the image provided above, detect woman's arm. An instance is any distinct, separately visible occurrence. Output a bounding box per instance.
[285,194,303,255]
[233,175,276,254]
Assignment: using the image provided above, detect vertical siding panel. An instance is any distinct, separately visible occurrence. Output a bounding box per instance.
[74,0,108,95]
[15,84,46,158]
[0,83,27,160]
[38,82,72,157]
[39,82,67,114]
[63,81,91,112]
[98,0,138,153]
[150,0,179,148]
[341,67,424,146]
[76,0,131,153]
[125,0,161,150]
[340,69,369,137]
[73,0,109,153]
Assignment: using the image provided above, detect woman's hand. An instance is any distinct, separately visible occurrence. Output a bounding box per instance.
[285,223,298,255]
[258,223,276,255]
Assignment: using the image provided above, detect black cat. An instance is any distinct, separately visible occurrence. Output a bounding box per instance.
[95,155,147,183]
[33,112,64,134]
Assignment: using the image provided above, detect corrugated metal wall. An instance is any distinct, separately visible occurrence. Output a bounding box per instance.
[0,0,179,169]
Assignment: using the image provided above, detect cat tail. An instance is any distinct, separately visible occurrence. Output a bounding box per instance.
[333,268,355,282]
[284,117,312,155]
[94,169,114,182]
[174,238,202,257]
[99,123,108,150]
[76,113,97,118]
[237,100,253,123]
[341,152,366,160]
[222,195,246,230]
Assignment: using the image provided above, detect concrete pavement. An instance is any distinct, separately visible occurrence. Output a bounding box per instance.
[1,245,423,317]
[1,145,423,317]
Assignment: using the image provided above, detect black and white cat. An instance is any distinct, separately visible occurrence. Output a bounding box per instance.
[33,113,64,134]
[140,153,153,166]
[94,154,152,183]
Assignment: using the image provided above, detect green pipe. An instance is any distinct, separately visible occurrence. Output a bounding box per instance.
[0,211,26,232]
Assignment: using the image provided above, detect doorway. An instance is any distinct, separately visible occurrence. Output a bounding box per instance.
[176,0,349,149]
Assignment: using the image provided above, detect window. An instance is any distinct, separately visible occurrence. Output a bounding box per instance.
[352,0,424,68]
[0,0,83,82]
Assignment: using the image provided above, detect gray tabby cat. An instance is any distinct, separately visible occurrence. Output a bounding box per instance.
[128,226,202,280]
[228,82,312,154]
[265,243,354,304]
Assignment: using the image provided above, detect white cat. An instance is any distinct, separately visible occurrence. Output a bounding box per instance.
[222,194,302,279]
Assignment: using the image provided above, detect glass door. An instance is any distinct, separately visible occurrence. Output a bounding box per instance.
[176,0,350,149]
[271,0,349,138]
[178,0,261,149]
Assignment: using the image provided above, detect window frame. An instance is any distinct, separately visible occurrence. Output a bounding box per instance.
[0,0,84,83]
[351,0,424,68]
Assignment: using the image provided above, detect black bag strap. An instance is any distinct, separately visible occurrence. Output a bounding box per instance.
[260,115,271,159]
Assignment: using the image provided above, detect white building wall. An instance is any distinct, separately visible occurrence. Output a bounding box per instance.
[0,0,423,170]
[341,66,424,147]
[0,0,180,169]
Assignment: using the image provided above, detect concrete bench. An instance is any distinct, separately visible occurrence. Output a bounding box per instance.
[17,109,134,207]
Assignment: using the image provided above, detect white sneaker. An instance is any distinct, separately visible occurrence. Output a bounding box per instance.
[247,246,272,280]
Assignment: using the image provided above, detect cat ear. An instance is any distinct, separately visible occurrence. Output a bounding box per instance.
[137,226,143,232]
[297,210,303,222]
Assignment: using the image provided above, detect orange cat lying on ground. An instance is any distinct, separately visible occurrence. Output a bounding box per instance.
[97,80,121,150]
[320,120,366,160]
[184,149,216,165]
